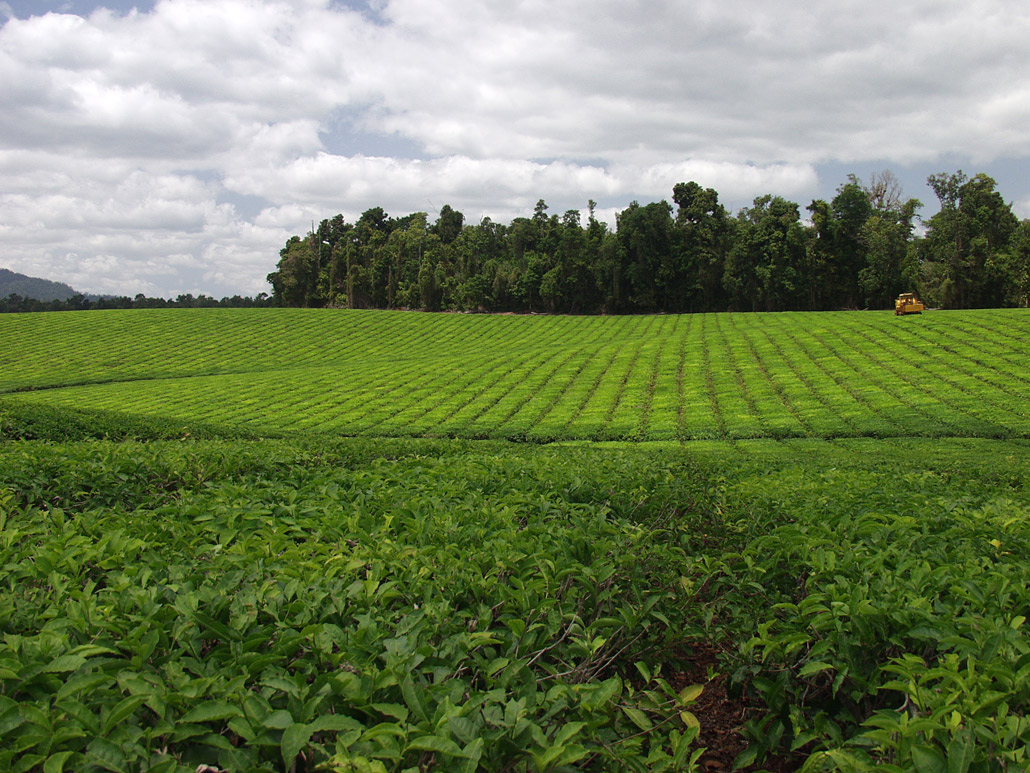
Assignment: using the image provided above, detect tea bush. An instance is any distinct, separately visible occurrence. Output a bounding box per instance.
[0,438,714,771]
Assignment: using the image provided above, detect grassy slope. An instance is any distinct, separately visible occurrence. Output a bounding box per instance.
[2,307,1028,441]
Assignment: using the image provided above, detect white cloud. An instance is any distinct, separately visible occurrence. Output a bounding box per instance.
[1014,198,1030,221]
[1,0,1029,296]
[226,152,817,224]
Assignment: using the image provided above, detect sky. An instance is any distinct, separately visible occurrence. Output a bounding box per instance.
[2,0,1029,298]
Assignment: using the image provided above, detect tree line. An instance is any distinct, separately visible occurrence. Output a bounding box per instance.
[267,170,1030,313]
[0,292,273,314]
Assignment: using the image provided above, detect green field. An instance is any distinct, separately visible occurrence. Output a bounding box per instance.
[1,309,1029,771]
[2,308,1029,441]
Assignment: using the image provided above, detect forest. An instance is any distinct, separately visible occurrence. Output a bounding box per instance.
[0,292,273,314]
[267,170,1030,314]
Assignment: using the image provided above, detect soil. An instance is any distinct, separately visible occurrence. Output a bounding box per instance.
[665,642,803,772]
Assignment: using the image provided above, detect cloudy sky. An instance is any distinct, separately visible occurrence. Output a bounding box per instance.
[2,0,1029,298]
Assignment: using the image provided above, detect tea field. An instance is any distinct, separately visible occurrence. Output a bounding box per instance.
[1,308,1028,441]
[1,308,1029,771]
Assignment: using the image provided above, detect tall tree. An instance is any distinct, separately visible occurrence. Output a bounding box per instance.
[727,196,807,311]
[866,169,903,212]
[806,178,872,309]
[1005,220,1030,307]
[673,181,731,312]
[616,200,675,311]
[267,234,321,307]
[432,204,465,245]
[922,171,1018,307]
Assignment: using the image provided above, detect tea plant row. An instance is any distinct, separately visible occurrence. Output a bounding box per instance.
[2,309,1028,441]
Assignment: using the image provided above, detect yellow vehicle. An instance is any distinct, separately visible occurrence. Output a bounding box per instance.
[895,292,925,315]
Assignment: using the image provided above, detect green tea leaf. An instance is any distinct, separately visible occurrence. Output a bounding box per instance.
[947,730,974,773]
[261,710,294,730]
[798,661,835,678]
[179,700,243,724]
[281,723,314,767]
[43,752,76,773]
[622,707,652,732]
[407,735,464,757]
[0,706,27,737]
[44,655,86,673]
[308,715,363,734]
[678,684,704,705]
[85,738,125,773]
[102,695,146,735]
[911,745,947,773]
[192,611,242,642]
[371,703,409,722]
[400,676,429,723]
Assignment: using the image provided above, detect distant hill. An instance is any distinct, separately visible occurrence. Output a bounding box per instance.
[0,268,78,302]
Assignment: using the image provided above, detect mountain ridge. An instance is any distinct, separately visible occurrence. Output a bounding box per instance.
[0,268,79,302]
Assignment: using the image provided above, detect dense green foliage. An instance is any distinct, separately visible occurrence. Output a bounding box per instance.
[1,419,1027,770]
[0,401,261,443]
[2,308,1028,442]
[3,308,1029,769]
[0,436,715,771]
[267,173,1030,313]
[691,439,1030,770]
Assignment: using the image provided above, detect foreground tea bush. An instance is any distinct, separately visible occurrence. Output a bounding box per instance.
[2,412,1028,770]
[0,438,712,772]
[690,439,1030,770]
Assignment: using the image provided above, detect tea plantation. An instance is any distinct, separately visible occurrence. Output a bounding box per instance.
[2,308,1029,441]
[1,308,1028,771]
